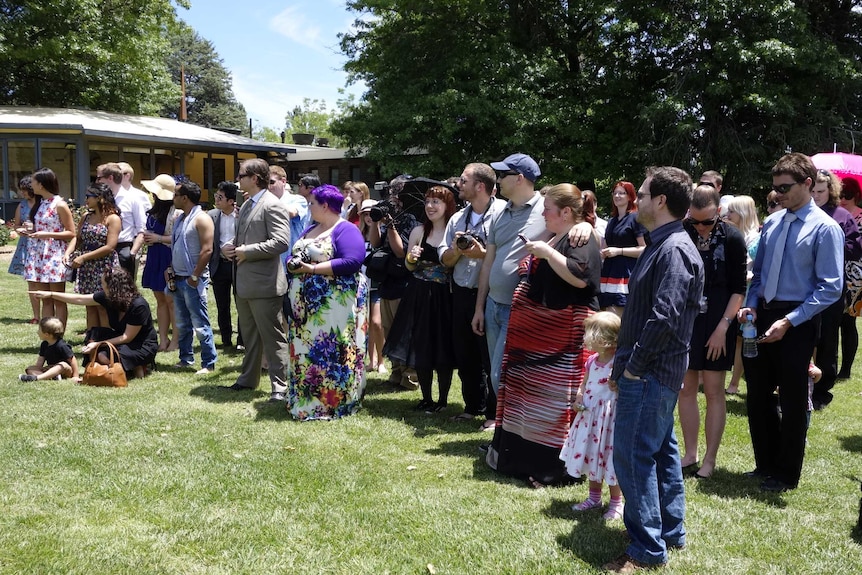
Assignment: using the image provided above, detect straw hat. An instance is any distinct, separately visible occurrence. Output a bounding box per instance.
[141,174,176,201]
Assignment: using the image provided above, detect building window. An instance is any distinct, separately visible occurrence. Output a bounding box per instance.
[351,166,361,182]
[203,158,226,190]
[330,168,340,186]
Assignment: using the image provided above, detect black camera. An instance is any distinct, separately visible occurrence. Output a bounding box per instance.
[373,181,390,193]
[287,248,311,272]
[456,231,485,250]
[370,198,397,223]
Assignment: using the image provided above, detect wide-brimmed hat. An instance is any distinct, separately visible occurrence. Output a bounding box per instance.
[359,199,378,213]
[141,174,176,201]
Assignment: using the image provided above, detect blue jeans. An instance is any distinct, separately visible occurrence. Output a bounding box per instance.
[484,297,511,393]
[613,373,685,565]
[173,277,217,369]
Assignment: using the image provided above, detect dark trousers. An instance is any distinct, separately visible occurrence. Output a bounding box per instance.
[742,305,817,487]
[451,284,493,418]
[211,260,241,346]
[840,311,858,376]
[813,298,843,406]
[116,242,136,279]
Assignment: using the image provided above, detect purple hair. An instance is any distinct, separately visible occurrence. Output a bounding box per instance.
[311,184,344,214]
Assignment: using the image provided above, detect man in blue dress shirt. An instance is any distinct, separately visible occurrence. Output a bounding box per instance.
[738,152,844,493]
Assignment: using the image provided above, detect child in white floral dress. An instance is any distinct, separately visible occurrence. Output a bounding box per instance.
[559,311,623,520]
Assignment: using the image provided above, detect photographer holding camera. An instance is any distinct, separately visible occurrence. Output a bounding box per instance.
[441,163,506,424]
[367,175,421,389]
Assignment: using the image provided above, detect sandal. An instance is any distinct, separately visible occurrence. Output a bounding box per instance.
[527,476,547,489]
[480,420,497,432]
[602,505,625,521]
[449,412,477,422]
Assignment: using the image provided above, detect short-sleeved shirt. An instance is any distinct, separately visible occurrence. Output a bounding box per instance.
[94,291,156,347]
[445,198,506,289]
[40,338,74,366]
[487,192,547,304]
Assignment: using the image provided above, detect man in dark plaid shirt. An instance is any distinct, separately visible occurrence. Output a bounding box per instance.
[604,167,705,573]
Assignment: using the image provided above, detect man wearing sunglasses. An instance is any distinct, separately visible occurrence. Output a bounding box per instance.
[737,153,843,493]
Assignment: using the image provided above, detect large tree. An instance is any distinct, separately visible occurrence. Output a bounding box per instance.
[0,0,187,115]
[335,0,862,195]
[160,20,247,131]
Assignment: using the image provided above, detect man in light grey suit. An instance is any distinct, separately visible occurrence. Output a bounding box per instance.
[221,159,292,401]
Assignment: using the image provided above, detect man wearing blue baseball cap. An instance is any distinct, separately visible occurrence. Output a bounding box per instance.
[471,153,546,432]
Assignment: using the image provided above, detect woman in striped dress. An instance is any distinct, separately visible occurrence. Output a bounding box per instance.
[486,183,601,487]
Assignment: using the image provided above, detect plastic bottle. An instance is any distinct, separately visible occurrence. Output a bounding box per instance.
[742,314,758,358]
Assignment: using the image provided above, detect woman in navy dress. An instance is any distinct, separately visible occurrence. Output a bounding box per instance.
[141,175,178,352]
[598,181,646,317]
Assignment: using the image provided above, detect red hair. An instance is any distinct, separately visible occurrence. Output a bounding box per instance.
[611,181,637,218]
[423,186,457,235]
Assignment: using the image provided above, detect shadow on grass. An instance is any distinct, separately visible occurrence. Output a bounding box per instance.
[725,394,748,417]
[188,383,269,404]
[839,434,862,454]
[686,471,788,507]
[544,497,631,567]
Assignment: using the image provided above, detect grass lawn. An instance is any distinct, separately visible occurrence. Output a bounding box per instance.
[1,255,862,573]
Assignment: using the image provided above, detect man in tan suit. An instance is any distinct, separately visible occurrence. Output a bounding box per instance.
[222,159,292,400]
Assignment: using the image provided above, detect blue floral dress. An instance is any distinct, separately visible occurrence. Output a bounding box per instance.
[24,195,72,284]
[8,200,31,276]
[74,215,119,294]
[286,233,368,421]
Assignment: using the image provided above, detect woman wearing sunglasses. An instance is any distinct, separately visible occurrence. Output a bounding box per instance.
[677,184,747,479]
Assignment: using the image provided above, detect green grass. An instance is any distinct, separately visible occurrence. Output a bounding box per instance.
[1,265,862,573]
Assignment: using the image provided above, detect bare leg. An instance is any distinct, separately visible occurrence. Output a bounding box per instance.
[727,336,743,394]
[696,370,727,478]
[368,299,385,370]
[165,293,178,352]
[31,282,52,319]
[678,369,701,468]
[48,282,67,327]
[36,364,64,381]
[154,290,171,351]
[27,281,40,320]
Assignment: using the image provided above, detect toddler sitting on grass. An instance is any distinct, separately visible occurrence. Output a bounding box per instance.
[19,317,78,382]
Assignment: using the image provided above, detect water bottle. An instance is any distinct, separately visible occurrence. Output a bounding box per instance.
[742,314,758,358]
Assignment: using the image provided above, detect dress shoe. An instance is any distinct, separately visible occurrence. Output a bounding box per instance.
[760,478,795,492]
[221,383,252,391]
[269,392,286,402]
[743,468,767,479]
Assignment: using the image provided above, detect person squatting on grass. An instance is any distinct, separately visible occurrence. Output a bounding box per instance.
[19,316,79,382]
[560,311,624,521]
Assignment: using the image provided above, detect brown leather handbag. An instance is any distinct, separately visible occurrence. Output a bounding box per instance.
[82,342,128,388]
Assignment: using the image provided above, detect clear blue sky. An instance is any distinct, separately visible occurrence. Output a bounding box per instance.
[178,0,366,131]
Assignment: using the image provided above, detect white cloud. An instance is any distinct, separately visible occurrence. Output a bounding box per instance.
[269,6,324,51]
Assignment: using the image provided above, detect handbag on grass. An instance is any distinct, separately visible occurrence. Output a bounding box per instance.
[82,342,128,388]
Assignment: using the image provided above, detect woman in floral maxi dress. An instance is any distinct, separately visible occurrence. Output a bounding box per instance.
[286,184,368,421]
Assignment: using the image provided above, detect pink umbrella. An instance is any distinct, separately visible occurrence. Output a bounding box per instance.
[810,152,862,188]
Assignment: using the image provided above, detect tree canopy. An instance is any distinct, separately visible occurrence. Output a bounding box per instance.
[160,20,247,131]
[335,0,862,196]
[0,0,188,115]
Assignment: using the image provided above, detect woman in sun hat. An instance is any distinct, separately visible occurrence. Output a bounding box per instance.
[140,174,179,352]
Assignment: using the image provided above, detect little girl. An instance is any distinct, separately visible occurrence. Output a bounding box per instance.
[559,311,623,520]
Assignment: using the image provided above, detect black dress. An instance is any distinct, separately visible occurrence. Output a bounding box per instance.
[684,222,747,371]
[89,291,159,371]
[383,240,454,370]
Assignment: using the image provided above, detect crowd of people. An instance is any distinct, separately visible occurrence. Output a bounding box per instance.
[7,151,859,572]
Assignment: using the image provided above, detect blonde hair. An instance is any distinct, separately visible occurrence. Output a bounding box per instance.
[726,195,760,238]
[815,169,843,207]
[583,311,620,351]
[39,316,64,338]
[543,183,584,223]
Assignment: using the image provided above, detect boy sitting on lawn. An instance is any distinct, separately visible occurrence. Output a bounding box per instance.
[19,317,78,382]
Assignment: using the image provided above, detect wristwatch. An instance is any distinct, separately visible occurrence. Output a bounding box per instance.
[191,275,199,282]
